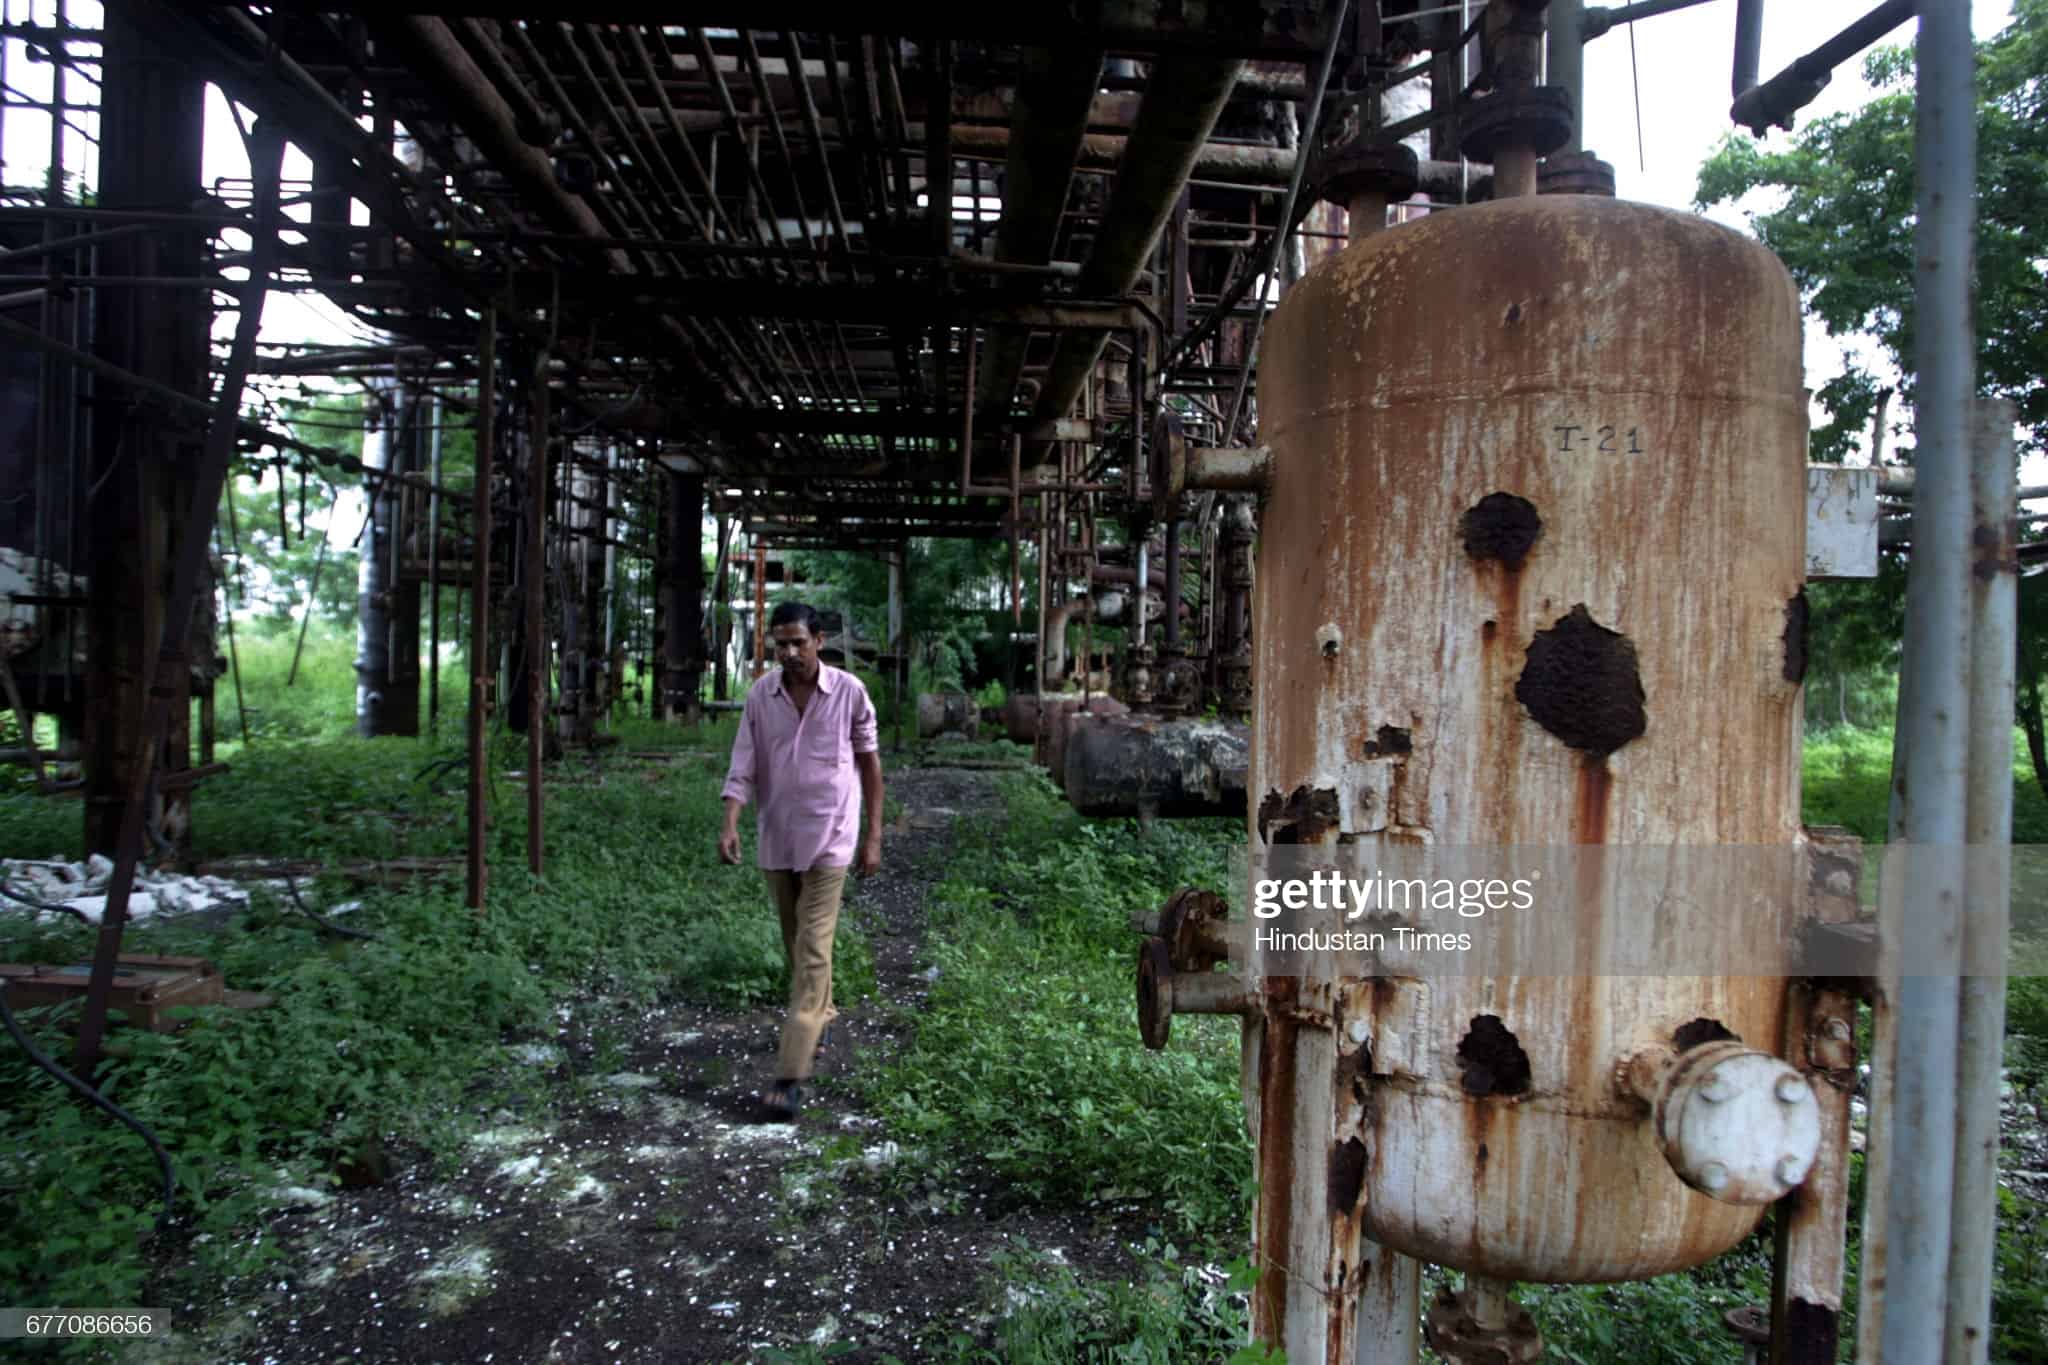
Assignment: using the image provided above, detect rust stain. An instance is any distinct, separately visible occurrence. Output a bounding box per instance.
[1254,980,1300,1342]
[1575,758,1611,845]
[1259,783,1341,843]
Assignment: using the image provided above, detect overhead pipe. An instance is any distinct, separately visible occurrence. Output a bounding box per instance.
[384,17,627,270]
[974,46,1106,422]
[1022,52,1246,457]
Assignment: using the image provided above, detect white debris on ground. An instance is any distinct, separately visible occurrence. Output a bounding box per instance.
[1,855,259,924]
[0,856,364,926]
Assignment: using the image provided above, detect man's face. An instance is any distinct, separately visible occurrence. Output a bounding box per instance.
[771,621,823,683]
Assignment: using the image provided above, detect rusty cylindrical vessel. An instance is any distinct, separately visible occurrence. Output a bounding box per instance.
[1250,195,1806,1353]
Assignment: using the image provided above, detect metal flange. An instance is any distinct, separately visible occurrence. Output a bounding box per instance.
[1459,86,1575,165]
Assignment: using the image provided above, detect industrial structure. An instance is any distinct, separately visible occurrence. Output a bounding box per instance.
[0,0,2016,1359]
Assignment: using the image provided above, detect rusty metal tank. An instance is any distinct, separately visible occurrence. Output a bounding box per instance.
[1039,695,1127,782]
[1061,712,1249,817]
[1252,195,1806,1301]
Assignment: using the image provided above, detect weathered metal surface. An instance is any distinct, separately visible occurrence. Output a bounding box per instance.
[1803,465,1880,580]
[1038,695,1128,784]
[1061,712,1248,817]
[1647,1041,1821,1205]
[1424,1280,1543,1364]
[915,690,977,739]
[1771,983,1856,1364]
[1254,192,1808,1336]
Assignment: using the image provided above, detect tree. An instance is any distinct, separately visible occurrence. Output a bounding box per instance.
[1696,2,2048,791]
[217,391,367,631]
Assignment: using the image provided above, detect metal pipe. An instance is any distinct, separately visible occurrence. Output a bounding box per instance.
[973,46,1106,419]
[1163,520,1182,649]
[1948,398,2016,1365]
[1732,0,1765,100]
[1583,0,1718,35]
[1026,50,1248,439]
[73,123,284,1072]
[427,393,444,734]
[1549,0,1586,153]
[1218,0,1349,440]
[1874,5,1976,1359]
[527,349,549,878]
[466,307,494,912]
[1134,539,1149,644]
[1730,0,1913,135]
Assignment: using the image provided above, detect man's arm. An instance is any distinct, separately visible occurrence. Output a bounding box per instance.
[719,698,757,865]
[854,749,884,876]
[849,680,883,875]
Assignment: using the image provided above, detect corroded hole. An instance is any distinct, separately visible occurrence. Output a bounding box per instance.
[1674,1017,1738,1051]
[1461,491,1542,570]
[1363,725,1412,758]
[1515,604,1646,757]
[1457,1015,1531,1096]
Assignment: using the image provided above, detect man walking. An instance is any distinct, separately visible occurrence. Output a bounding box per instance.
[719,601,884,1120]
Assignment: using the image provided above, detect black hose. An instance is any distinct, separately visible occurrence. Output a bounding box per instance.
[0,978,179,1232]
[283,873,381,943]
[0,880,91,924]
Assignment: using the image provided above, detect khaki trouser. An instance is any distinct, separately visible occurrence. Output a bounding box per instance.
[762,865,847,1081]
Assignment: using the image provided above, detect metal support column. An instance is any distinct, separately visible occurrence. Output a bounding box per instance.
[1871,5,1976,1358]
[526,350,549,877]
[465,307,496,912]
[75,118,284,1069]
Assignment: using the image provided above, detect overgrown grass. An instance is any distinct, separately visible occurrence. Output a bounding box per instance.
[859,775,1251,1245]
[0,684,872,1315]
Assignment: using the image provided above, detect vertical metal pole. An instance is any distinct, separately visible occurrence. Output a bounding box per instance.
[466,307,496,912]
[1874,6,1975,1359]
[1947,398,2015,1365]
[74,121,284,1071]
[1548,0,1585,153]
[1732,0,1765,99]
[714,513,731,701]
[753,542,767,677]
[427,393,444,734]
[1353,1247,1423,1362]
[526,350,549,878]
[888,548,903,732]
[220,493,250,742]
[1163,519,1182,650]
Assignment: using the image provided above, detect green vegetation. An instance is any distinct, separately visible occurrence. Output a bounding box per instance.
[860,775,1249,1242]
[0,633,868,1313]
[5,624,2047,1359]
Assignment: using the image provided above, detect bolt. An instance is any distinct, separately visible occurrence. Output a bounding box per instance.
[1698,1161,1730,1193]
[1823,1017,1852,1042]
[1775,1074,1809,1105]
[1698,1072,1730,1104]
[1775,1154,1807,1187]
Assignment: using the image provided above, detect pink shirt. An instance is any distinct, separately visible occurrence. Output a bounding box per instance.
[721,664,880,871]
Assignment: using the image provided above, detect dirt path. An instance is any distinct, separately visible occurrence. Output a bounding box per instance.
[139,764,1139,1365]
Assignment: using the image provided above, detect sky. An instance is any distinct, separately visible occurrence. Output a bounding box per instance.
[0,0,2025,472]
